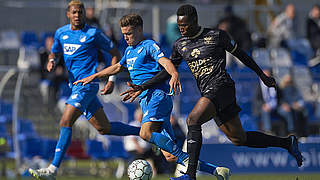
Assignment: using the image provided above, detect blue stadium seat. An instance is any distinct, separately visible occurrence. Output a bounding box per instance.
[19,137,43,158]
[290,50,307,66]
[86,139,110,160]
[0,122,8,138]
[39,31,54,47]
[107,139,129,159]
[18,119,37,138]
[21,31,39,48]
[86,138,129,160]
[0,100,13,121]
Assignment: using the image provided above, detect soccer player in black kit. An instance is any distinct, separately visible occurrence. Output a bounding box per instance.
[120,4,303,180]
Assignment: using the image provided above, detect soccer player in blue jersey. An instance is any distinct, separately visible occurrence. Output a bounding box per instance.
[28,1,140,180]
[74,14,230,180]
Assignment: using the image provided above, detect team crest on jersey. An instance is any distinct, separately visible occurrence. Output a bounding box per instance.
[191,48,200,58]
[64,44,81,55]
[127,57,137,70]
[62,35,69,40]
[80,36,86,42]
[204,36,214,45]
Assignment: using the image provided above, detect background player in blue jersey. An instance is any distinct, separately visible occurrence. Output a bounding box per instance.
[74,14,230,180]
[28,1,140,180]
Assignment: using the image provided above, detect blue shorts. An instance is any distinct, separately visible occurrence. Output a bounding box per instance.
[66,83,102,120]
[140,89,176,141]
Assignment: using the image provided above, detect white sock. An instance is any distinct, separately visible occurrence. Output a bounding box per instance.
[48,164,58,173]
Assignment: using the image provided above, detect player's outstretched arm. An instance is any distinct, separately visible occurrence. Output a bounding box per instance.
[232,48,276,88]
[73,63,124,86]
[158,57,182,96]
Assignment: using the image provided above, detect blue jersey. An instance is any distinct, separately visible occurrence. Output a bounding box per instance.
[52,24,114,84]
[119,39,169,97]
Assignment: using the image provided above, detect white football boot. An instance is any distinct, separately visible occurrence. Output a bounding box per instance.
[28,168,57,180]
[214,167,231,180]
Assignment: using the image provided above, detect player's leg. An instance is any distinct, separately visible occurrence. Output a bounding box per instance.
[139,89,188,164]
[29,104,81,180]
[171,97,230,180]
[219,114,303,166]
[88,106,140,136]
[139,121,188,165]
[183,97,217,180]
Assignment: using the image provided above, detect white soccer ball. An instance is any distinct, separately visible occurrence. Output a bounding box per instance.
[128,159,153,180]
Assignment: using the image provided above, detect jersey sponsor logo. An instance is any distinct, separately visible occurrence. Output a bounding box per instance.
[191,48,200,58]
[127,57,137,70]
[62,35,69,40]
[153,43,160,51]
[187,57,213,79]
[80,36,86,42]
[158,52,164,58]
[137,47,144,54]
[64,44,81,55]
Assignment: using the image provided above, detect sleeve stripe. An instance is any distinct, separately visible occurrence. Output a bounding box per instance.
[230,43,238,53]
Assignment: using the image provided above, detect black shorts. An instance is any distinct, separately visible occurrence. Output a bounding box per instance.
[202,83,241,126]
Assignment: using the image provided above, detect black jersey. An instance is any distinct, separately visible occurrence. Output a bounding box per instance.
[171,27,237,94]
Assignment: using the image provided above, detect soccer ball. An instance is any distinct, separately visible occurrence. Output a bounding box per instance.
[128,159,153,180]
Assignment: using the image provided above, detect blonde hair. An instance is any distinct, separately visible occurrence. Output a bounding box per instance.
[67,0,84,11]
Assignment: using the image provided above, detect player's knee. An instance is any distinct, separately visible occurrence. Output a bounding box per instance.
[95,125,110,135]
[186,113,200,126]
[139,130,152,142]
[59,119,73,127]
[165,154,177,162]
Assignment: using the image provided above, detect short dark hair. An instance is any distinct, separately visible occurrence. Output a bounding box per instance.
[67,0,85,12]
[176,4,198,21]
[119,14,143,28]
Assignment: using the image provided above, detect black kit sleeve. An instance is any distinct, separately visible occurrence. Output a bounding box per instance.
[140,42,183,90]
[218,30,264,76]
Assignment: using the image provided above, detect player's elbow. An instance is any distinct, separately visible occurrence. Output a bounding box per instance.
[229,136,247,146]
[139,130,152,142]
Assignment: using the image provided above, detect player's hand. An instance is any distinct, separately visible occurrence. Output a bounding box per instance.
[168,74,182,96]
[120,82,143,103]
[73,74,96,86]
[47,60,56,72]
[101,81,114,95]
[260,73,276,88]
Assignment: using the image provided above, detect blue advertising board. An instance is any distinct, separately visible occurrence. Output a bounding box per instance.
[200,143,320,173]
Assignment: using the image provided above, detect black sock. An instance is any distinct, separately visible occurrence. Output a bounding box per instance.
[186,125,202,180]
[245,131,290,150]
